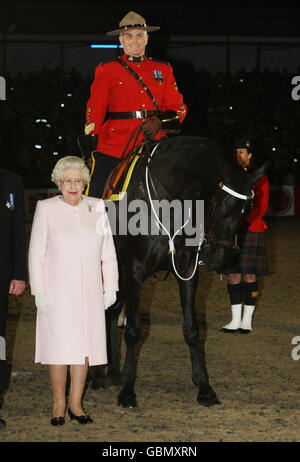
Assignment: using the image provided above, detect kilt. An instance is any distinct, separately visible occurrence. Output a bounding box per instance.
[225,229,268,276]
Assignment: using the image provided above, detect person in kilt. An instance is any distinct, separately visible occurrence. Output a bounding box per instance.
[220,139,269,334]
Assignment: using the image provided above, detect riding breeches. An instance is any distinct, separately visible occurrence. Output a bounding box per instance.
[85,151,120,198]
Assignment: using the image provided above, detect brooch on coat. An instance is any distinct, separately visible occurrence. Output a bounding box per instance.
[6,193,14,210]
[87,200,94,212]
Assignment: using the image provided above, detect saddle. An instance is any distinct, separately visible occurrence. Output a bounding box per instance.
[103,145,144,201]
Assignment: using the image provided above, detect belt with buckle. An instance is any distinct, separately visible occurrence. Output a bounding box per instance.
[107,110,157,120]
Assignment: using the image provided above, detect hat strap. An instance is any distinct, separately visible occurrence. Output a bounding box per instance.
[120,24,147,31]
[120,24,147,30]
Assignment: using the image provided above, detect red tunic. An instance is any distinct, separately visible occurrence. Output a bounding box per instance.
[85,54,187,158]
[247,173,269,232]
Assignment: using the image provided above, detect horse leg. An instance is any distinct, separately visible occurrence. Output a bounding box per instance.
[105,296,124,387]
[90,366,106,389]
[90,296,123,390]
[117,276,142,408]
[177,272,221,406]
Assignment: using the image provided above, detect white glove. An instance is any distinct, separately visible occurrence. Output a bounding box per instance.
[103,291,117,310]
[35,294,49,315]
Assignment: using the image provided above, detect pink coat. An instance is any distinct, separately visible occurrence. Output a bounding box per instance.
[28,195,119,366]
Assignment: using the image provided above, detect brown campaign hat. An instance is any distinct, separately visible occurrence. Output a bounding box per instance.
[106,11,160,36]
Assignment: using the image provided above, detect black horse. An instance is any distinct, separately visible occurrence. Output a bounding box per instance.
[92,135,267,407]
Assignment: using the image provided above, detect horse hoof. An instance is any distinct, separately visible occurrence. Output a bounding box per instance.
[197,394,221,407]
[117,391,137,408]
[197,385,221,407]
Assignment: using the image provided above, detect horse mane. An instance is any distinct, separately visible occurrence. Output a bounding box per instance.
[151,136,237,198]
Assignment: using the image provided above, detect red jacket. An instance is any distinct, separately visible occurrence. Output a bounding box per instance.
[247,173,269,232]
[85,54,187,158]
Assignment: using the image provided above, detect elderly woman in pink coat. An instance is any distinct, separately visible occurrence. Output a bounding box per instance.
[28,156,118,426]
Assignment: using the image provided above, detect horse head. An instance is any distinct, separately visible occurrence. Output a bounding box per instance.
[201,161,269,272]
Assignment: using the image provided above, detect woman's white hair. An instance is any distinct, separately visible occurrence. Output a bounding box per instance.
[51,156,91,187]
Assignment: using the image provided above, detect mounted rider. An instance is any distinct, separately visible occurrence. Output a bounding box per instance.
[80,11,187,198]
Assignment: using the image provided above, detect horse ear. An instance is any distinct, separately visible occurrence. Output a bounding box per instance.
[247,161,270,185]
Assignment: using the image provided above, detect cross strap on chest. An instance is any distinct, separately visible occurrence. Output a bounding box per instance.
[116,57,160,111]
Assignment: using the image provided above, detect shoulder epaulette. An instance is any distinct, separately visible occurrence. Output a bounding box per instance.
[148,57,171,66]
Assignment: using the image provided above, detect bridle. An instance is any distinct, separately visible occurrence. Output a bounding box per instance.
[205,183,254,247]
[221,184,254,201]
[144,142,255,279]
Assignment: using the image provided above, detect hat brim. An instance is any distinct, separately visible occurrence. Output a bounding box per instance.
[107,25,160,36]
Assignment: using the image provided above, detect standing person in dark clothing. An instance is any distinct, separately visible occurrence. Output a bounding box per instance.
[0,168,27,428]
[220,139,269,334]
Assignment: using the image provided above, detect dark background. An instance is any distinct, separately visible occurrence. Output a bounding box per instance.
[0,0,300,187]
[1,0,300,36]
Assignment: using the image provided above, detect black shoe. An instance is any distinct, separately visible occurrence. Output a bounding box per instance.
[239,328,251,334]
[219,327,239,333]
[50,416,65,426]
[68,408,93,424]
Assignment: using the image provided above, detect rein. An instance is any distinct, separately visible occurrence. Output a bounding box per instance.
[144,148,255,280]
[145,144,204,282]
[104,124,157,197]
[120,125,144,159]
[121,135,255,279]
